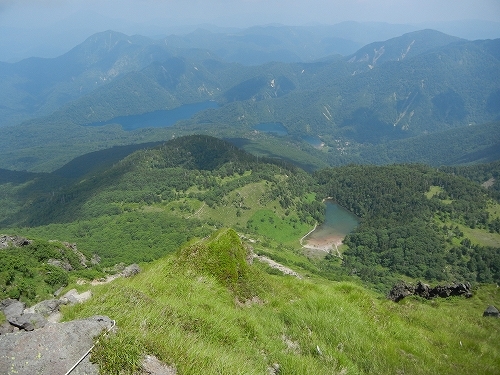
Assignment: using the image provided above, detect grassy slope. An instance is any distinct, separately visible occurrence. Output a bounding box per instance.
[61,230,500,375]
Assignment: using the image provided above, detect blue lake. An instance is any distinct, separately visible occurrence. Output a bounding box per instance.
[253,122,288,136]
[84,101,218,131]
[303,135,324,148]
[303,200,359,251]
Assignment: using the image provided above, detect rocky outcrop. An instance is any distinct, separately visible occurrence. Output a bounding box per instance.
[25,299,64,317]
[0,299,46,332]
[122,263,141,277]
[388,281,473,302]
[60,289,92,305]
[0,235,31,249]
[0,315,113,375]
[0,289,92,334]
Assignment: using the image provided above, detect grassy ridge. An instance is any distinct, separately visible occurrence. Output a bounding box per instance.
[62,230,500,374]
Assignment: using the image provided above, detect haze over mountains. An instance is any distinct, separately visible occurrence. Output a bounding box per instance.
[0,21,498,173]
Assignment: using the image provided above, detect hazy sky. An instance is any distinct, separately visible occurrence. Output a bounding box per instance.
[1,0,500,28]
[0,0,499,62]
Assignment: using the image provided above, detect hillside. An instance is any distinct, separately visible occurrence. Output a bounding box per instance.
[1,135,498,294]
[0,135,499,374]
[0,29,498,173]
[54,231,500,374]
[0,31,167,127]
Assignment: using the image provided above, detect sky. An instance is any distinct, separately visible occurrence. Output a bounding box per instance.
[0,0,499,61]
[1,0,499,28]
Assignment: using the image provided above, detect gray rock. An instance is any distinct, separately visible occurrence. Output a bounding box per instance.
[0,315,113,375]
[388,281,473,302]
[122,263,141,277]
[47,258,73,271]
[61,289,92,304]
[1,299,25,319]
[8,312,47,331]
[142,354,177,375]
[24,299,63,317]
[483,305,500,318]
[0,235,31,249]
[0,322,15,335]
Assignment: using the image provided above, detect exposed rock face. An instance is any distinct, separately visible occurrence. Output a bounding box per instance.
[1,290,92,334]
[0,235,31,249]
[388,281,473,302]
[122,263,141,277]
[8,312,47,331]
[483,305,500,318]
[60,289,92,304]
[387,282,415,302]
[0,315,113,375]
[1,299,25,319]
[24,299,63,317]
[47,258,73,271]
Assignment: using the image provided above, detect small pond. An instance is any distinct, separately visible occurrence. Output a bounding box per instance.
[302,200,359,252]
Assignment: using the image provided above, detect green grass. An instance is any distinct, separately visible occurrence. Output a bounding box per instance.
[426,185,452,204]
[487,200,500,220]
[61,232,500,375]
[458,224,500,247]
[247,209,310,244]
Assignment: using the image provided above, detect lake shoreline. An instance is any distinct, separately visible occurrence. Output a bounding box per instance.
[302,234,344,253]
[300,200,358,255]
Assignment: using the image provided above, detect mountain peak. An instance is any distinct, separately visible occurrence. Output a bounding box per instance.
[347,28,463,66]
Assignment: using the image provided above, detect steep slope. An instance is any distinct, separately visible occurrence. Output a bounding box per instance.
[0,32,499,173]
[358,121,500,165]
[0,31,172,127]
[210,36,500,144]
[60,239,500,375]
[346,29,464,70]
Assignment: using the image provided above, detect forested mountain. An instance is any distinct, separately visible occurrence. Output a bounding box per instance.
[347,29,463,69]
[0,134,499,374]
[0,31,155,126]
[0,23,417,128]
[357,121,500,166]
[1,135,498,291]
[0,30,221,127]
[0,28,499,174]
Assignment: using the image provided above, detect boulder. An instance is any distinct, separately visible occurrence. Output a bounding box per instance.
[8,312,47,331]
[61,289,92,304]
[388,281,473,302]
[0,322,15,335]
[0,315,113,375]
[24,299,63,317]
[415,281,431,299]
[483,305,500,318]
[428,282,472,299]
[387,282,415,302]
[47,258,73,271]
[122,263,141,277]
[142,354,177,375]
[0,299,25,319]
[0,235,31,249]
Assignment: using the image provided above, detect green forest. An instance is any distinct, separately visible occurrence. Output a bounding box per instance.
[1,135,499,304]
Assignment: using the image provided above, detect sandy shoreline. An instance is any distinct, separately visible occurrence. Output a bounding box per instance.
[302,234,344,253]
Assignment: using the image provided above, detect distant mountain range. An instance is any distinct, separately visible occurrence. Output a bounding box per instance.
[0,26,498,172]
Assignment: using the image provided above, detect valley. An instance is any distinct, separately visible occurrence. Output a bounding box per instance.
[0,21,499,375]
